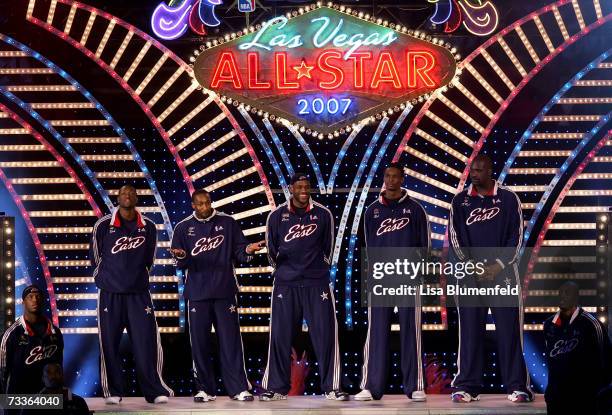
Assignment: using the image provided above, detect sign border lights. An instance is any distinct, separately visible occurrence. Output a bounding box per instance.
[191,2,461,139]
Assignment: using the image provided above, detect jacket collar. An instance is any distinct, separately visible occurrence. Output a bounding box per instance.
[467,180,498,198]
[193,210,216,222]
[20,315,55,336]
[552,307,581,326]
[111,207,145,228]
[288,198,313,213]
[379,188,410,206]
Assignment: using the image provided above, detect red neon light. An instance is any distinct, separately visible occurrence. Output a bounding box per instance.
[247,52,272,89]
[211,51,243,89]
[346,52,372,89]
[317,50,344,90]
[407,51,436,88]
[275,52,300,89]
[371,51,402,89]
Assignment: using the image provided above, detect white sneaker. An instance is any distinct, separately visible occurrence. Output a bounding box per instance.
[153,396,168,404]
[411,390,427,402]
[194,390,216,403]
[507,391,532,403]
[354,389,373,401]
[104,396,121,405]
[232,390,254,401]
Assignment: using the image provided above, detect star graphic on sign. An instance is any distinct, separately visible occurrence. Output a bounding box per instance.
[321,291,328,301]
[229,305,236,313]
[145,306,152,315]
[293,60,314,80]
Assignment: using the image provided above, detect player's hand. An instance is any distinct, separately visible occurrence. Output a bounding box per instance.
[246,240,266,254]
[168,248,186,259]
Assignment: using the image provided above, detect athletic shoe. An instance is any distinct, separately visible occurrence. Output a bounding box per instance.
[259,391,287,401]
[325,390,349,401]
[194,391,216,402]
[411,390,427,402]
[451,391,480,403]
[508,391,532,403]
[353,389,373,401]
[232,390,254,401]
[153,396,168,404]
[104,396,121,405]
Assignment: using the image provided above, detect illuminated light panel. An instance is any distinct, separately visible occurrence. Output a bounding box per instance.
[47,0,57,24]
[238,308,271,314]
[0,128,28,134]
[438,95,485,132]
[239,286,273,293]
[178,115,229,154]
[427,216,448,226]
[95,171,144,178]
[519,150,572,157]
[263,118,295,181]
[414,128,467,163]
[64,2,77,34]
[531,272,596,280]
[480,49,515,90]
[598,63,612,68]
[167,96,215,136]
[405,167,457,193]
[558,206,610,212]
[191,147,249,180]
[404,147,462,178]
[454,82,495,118]
[576,80,612,86]
[405,189,451,209]
[204,166,257,192]
[182,132,236,166]
[30,103,95,109]
[431,233,445,240]
[80,154,134,160]
[80,11,97,46]
[156,83,198,122]
[38,227,92,234]
[391,324,445,331]
[327,124,364,193]
[593,0,603,19]
[231,205,271,221]
[29,210,96,217]
[26,0,35,17]
[424,112,475,146]
[497,38,526,77]
[67,137,123,143]
[106,189,153,195]
[53,276,179,283]
[11,177,75,184]
[56,293,179,300]
[42,243,89,250]
[577,172,612,179]
[0,68,54,74]
[515,26,540,64]
[50,120,110,126]
[542,115,600,121]
[20,194,85,201]
[110,31,134,69]
[61,328,182,334]
[0,144,45,151]
[529,289,596,297]
[211,186,266,208]
[147,67,185,107]
[0,161,59,167]
[542,239,595,246]
[571,0,586,29]
[522,203,537,209]
[235,267,274,275]
[532,133,583,139]
[123,42,151,82]
[592,157,612,162]
[552,5,569,40]
[464,63,503,103]
[509,167,558,174]
[0,51,27,57]
[548,223,595,229]
[283,121,326,194]
[135,54,169,95]
[508,185,547,192]
[95,19,116,57]
[243,226,266,236]
[537,256,595,263]
[6,85,76,91]
[558,97,612,104]
[569,189,612,195]
[533,16,555,53]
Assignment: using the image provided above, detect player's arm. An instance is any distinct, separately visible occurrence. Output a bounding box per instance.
[265,211,278,267]
[495,191,523,270]
[323,208,334,265]
[232,219,264,263]
[0,329,14,393]
[145,221,157,272]
[89,218,105,267]
[449,196,468,261]
[169,223,191,270]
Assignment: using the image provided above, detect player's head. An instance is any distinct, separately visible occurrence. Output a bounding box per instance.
[558,281,579,311]
[117,185,138,209]
[289,173,311,205]
[383,162,405,192]
[42,363,64,389]
[469,154,493,187]
[192,189,213,218]
[22,285,44,316]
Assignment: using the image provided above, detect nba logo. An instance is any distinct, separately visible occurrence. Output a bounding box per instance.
[238,0,255,12]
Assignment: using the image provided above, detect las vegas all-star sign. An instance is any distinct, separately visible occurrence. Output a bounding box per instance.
[192,4,459,136]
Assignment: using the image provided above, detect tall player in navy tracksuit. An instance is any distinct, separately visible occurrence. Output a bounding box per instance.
[355,163,430,402]
[170,189,265,403]
[260,173,348,401]
[449,155,533,403]
[544,282,611,415]
[90,185,173,404]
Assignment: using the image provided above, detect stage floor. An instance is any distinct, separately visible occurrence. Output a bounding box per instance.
[86,394,546,414]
